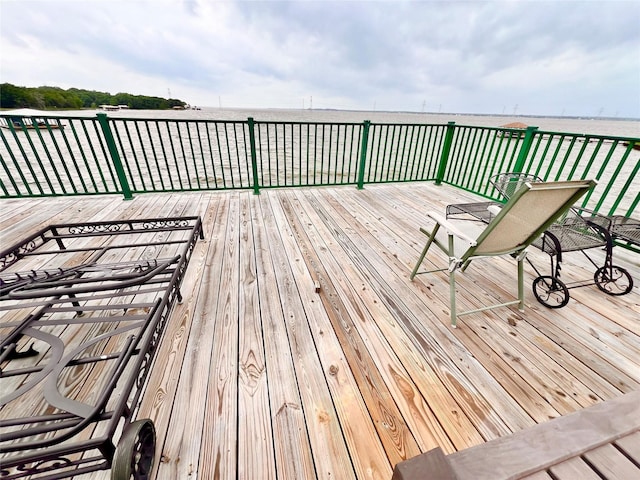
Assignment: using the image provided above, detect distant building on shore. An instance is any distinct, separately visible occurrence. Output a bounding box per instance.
[499,121,528,138]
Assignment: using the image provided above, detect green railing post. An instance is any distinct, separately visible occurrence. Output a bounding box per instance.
[435,121,456,185]
[247,117,260,195]
[356,120,371,189]
[96,113,133,200]
[513,125,539,173]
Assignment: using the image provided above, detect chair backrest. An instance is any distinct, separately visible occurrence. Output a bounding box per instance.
[463,180,596,259]
[490,172,543,200]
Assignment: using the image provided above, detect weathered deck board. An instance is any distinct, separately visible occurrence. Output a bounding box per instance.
[237,192,277,480]
[1,183,638,480]
[250,194,318,479]
[308,188,531,440]
[392,389,640,480]
[265,192,359,479]
[197,191,241,480]
[151,193,227,479]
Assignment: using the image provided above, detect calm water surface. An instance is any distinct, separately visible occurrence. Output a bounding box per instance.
[58,107,640,138]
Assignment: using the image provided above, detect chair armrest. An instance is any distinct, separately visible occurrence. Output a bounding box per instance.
[427,212,478,245]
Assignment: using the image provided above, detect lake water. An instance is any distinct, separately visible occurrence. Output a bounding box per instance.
[56,107,640,138]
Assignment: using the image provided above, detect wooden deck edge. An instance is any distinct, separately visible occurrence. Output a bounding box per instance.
[391,389,640,480]
[391,447,459,480]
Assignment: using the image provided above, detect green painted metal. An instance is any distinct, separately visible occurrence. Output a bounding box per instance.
[435,122,455,185]
[357,120,370,189]
[35,119,74,194]
[512,126,538,173]
[96,113,133,199]
[0,124,34,195]
[59,120,89,193]
[248,117,260,195]
[1,112,637,228]
[22,120,56,193]
[86,119,117,192]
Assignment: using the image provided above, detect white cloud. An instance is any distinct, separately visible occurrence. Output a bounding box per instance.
[1,0,639,117]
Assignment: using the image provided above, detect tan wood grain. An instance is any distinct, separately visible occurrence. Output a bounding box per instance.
[197,192,241,480]
[153,193,228,479]
[548,457,603,480]
[2,183,639,480]
[250,193,317,479]
[264,191,358,479]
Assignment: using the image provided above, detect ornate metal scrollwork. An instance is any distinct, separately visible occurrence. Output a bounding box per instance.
[1,216,202,479]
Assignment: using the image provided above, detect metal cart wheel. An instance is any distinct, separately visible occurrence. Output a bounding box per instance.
[111,419,156,480]
[594,265,633,296]
[533,275,570,308]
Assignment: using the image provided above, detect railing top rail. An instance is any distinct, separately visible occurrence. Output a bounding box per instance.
[532,130,640,142]
[451,123,640,141]
[250,119,365,126]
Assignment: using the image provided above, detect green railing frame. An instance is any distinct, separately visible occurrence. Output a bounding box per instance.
[356,120,370,189]
[96,113,133,200]
[435,121,456,185]
[1,112,638,220]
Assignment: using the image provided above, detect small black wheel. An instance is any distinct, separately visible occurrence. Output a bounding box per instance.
[533,275,570,308]
[111,419,156,480]
[594,265,633,296]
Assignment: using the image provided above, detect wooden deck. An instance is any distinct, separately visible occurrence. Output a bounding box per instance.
[1,183,639,479]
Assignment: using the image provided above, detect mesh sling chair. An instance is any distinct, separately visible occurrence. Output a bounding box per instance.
[446,173,632,308]
[445,172,543,223]
[410,180,596,327]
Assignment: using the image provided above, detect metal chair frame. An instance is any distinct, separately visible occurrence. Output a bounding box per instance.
[445,173,633,308]
[411,180,596,326]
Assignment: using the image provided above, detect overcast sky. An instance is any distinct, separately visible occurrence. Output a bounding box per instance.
[1,0,639,118]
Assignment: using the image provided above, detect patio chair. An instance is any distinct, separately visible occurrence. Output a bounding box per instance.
[446,173,633,308]
[410,179,596,327]
[445,172,542,223]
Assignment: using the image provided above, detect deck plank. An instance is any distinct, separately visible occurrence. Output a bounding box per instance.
[134,193,216,478]
[237,192,277,480]
[310,188,529,441]
[286,189,423,465]
[615,431,640,464]
[304,188,489,449]
[197,192,241,480]
[152,193,227,479]
[297,189,457,454]
[250,194,317,480]
[583,443,640,479]
[264,192,359,479]
[278,191,394,478]
[548,457,603,480]
[1,183,639,480]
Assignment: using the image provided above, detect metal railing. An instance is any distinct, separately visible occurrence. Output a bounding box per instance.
[1,112,638,219]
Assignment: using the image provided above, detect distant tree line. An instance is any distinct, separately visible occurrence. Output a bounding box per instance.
[0,83,187,110]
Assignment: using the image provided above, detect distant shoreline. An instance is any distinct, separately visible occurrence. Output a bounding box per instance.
[2,106,637,122]
[1,106,638,138]
[288,108,640,122]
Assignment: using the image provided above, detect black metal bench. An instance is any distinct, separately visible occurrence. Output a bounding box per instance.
[0,217,204,480]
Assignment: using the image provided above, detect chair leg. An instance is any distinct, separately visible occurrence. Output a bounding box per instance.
[517,255,525,312]
[449,268,457,327]
[410,224,440,280]
[448,234,457,327]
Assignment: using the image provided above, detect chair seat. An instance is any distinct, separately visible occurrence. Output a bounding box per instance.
[425,214,486,260]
